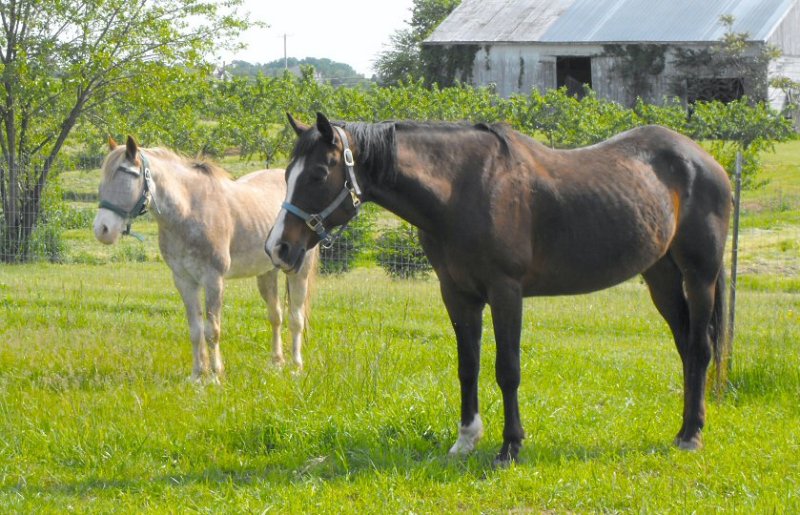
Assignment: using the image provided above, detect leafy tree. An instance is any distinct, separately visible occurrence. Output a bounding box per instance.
[671,15,781,104]
[0,0,247,262]
[374,0,460,86]
[226,58,369,87]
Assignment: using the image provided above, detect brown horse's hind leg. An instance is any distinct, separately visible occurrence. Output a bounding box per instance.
[643,256,692,443]
[644,251,719,450]
[675,270,717,449]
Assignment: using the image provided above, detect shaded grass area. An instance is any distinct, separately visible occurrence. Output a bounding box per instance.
[0,264,798,511]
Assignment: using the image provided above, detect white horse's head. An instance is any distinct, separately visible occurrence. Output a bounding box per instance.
[93,136,149,244]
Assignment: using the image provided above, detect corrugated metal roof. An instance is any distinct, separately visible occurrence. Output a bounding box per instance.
[426,0,797,44]
[425,0,577,44]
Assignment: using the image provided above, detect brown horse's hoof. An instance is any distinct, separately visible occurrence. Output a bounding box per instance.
[493,441,521,468]
[674,434,703,451]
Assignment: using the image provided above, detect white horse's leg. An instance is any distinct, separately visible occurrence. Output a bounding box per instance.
[204,274,225,382]
[257,270,284,367]
[172,273,207,381]
[286,268,310,370]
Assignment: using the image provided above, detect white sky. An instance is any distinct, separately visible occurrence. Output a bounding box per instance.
[220,0,416,77]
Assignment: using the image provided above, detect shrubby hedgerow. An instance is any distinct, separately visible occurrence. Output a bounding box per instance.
[70,70,793,184]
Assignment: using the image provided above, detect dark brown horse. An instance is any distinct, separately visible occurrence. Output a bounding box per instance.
[265,112,731,466]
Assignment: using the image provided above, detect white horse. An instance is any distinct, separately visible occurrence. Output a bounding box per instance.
[94,136,315,381]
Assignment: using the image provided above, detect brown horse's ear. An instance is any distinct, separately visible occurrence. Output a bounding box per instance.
[108,136,118,150]
[125,135,138,161]
[287,113,309,136]
[315,112,335,145]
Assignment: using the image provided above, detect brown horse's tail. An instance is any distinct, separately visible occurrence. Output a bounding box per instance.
[710,268,730,393]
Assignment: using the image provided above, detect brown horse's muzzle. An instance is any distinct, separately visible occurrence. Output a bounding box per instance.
[265,214,316,272]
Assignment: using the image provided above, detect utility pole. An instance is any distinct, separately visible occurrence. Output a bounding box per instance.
[284,33,288,70]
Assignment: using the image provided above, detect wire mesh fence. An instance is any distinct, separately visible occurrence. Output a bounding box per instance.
[1,159,797,286]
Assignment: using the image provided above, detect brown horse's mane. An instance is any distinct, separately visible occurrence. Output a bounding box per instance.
[292,120,512,186]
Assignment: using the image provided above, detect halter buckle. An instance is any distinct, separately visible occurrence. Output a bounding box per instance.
[305,214,325,233]
[346,181,361,208]
[343,148,355,167]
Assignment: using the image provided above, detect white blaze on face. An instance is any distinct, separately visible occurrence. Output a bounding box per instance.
[266,157,305,264]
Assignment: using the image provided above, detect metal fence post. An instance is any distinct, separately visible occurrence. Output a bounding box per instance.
[728,151,742,370]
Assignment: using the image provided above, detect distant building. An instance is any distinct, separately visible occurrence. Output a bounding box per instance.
[424,0,800,111]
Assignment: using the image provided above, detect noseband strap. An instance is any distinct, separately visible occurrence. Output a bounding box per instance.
[98,152,153,237]
[282,126,362,248]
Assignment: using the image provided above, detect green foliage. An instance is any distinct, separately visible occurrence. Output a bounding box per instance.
[603,44,667,105]
[376,222,432,279]
[688,98,794,148]
[26,182,70,263]
[227,58,366,85]
[0,0,249,262]
[670,15,781,102]
[374,0,462,86]
[319,206,377,275]
[420,45,480,88]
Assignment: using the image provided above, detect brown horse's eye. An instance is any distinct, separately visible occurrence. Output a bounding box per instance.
[310,165,329,182]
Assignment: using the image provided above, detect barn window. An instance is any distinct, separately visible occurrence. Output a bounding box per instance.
[686,78,745,103]
[556,57,593,98]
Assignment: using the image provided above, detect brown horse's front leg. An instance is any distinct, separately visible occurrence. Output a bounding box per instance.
[489,282,525,466]
[439,279,485,456]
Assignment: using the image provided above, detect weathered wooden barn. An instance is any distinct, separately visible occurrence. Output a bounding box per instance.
[424,0,800,111]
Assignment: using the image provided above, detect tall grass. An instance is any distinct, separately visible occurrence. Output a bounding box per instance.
[0,263,798,512]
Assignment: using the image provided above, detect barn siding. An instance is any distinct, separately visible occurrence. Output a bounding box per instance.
[768,2,800,56]
[769,56,800,111]
[469,43,783,108]
[472,44,610,98]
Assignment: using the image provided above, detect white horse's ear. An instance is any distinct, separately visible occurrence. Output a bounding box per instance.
[108,136,118,150]
[315,112,335,145]
[125,135,138,161]
[287,113,308,136]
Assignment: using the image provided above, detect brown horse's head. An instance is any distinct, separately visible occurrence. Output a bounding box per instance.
[265,112,361,271]
[93,136,150,244]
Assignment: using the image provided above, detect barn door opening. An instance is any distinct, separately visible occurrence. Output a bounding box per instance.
[556,57,592,98]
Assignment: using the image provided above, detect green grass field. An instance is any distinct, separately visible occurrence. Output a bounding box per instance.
[0,141,798,512]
